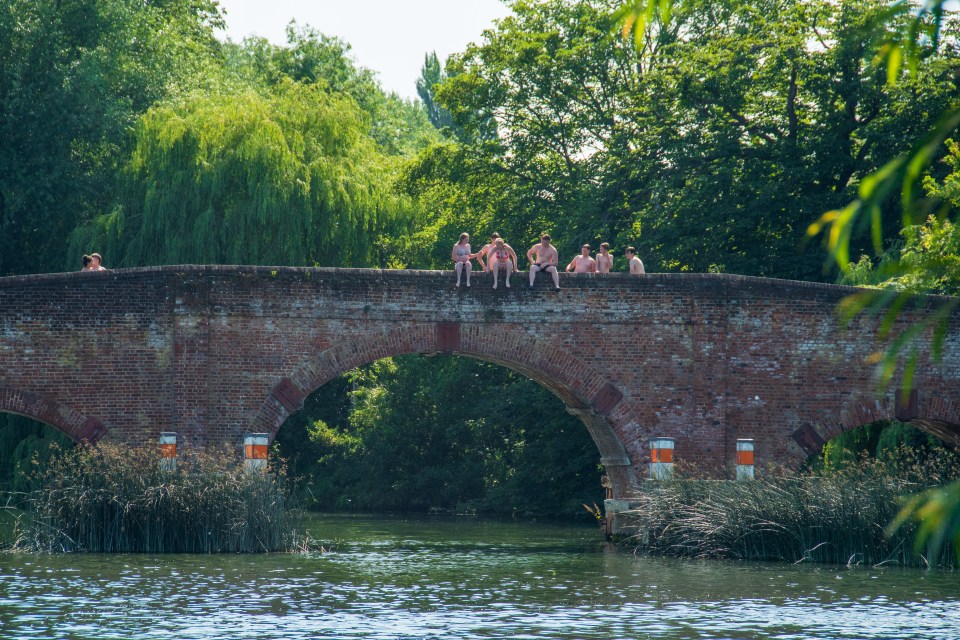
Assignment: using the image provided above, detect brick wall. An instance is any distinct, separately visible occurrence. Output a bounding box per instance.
[1,266,957,497]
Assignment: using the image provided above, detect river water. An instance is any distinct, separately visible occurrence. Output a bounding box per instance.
[1,513,958,640]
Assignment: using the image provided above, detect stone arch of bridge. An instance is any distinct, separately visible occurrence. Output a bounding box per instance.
[790,396,960,458]
[0,386,107,443]
[250,323,642,498]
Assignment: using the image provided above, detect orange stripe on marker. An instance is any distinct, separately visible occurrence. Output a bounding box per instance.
[651,448,674,463]
[246,444,268,459]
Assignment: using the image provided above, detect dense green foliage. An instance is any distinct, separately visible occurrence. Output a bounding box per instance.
[844,139,960,294]
[68,24,438,269]
[0,415,74,499]
[0,0,224,276]
[819,420,948,471]
[275,355,604,519]
[404,0,959,277]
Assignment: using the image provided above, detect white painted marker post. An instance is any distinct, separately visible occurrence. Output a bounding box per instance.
[736,438,755,480]
[244,433,269,472]
[649,437,674,480]
[160,432,177,472]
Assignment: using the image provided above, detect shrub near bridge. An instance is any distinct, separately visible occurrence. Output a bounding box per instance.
[15,443,297,553]
[625,449,960,569]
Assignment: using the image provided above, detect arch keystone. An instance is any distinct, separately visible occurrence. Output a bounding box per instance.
[590,383,623,416]
[436,322,461,353]
[791,423,826,455]
[895,388,919,421]
[270,378,306,413]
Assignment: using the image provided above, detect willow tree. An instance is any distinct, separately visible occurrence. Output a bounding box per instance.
[70,79,412,267]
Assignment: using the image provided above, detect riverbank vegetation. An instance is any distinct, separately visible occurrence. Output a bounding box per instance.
[625,431,960,568]
[11,443,299,553]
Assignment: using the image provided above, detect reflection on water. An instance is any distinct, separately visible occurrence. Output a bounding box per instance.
[1,513,958,639]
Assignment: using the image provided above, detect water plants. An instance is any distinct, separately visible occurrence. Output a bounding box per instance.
[622,448,960,568]
[13,443,303,553]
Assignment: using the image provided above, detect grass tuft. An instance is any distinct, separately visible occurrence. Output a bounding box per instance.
[622,448,960,568]
[12,442,307,553]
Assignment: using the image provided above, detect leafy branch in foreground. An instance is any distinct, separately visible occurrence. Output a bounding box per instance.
[888,482,960,563]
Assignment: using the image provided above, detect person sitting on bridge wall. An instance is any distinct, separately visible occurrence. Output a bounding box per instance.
[596,242,613,273]
[527,234,560,289]
[452,232,476,288]
[475,232,500,272]
[489,237,518,289]
[626,247,645,274]
[566,244,597,274]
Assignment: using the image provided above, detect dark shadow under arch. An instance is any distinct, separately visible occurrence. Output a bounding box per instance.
[0,386,106,443]
[250,324,643,497]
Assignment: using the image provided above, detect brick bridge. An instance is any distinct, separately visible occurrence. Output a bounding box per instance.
[1,266,958,500]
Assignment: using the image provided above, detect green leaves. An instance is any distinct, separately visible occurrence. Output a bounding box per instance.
[888,481,960,563]
[0,0,224,276]
[275,355,603,517]
[70,81,411,268]
[613,0,672,48]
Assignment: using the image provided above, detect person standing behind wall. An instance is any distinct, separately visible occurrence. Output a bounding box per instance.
[595,242,613,273]
[626,247,645,274]
[566,244,597,273]
[89,253,107,271]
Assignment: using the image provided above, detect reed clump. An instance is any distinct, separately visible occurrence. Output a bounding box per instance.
[624,448,960,568]
[15,442,302,553]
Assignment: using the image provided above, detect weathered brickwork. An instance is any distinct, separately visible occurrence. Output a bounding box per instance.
[1,266,958,498]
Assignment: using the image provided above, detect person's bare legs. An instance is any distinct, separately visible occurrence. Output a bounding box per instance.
[547,265,560,289]
[492,263,500,289]
[504,261,513,287]
[464,261,472,287]
[529,264,538,287]
[455,262,464,287]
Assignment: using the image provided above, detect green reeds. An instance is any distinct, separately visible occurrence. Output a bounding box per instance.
[15,443,302,553]
[623,449,960,568]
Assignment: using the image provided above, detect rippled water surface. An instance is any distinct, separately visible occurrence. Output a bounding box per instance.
[2,514,958,639]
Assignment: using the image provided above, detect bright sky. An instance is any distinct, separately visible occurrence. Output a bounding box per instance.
[214,0,513,100]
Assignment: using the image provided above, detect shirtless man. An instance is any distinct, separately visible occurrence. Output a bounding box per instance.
[595,242,613,273]
[89,253,107,271]
[626,247,645,274]
[566,244,597,273]
[488,237,518,289]
[527,234,560,289]
[475,233,501,272]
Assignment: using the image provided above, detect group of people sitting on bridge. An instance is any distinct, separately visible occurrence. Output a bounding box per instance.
[452,232,645,289]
